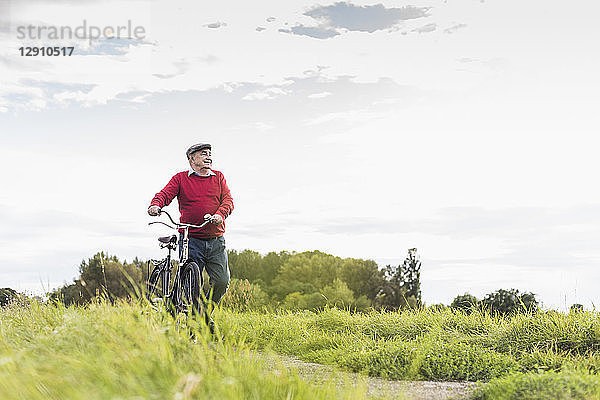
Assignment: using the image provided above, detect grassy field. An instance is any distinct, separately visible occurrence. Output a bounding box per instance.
[0,301,384,400]
[217,306,600,398]
[2,301,599,399]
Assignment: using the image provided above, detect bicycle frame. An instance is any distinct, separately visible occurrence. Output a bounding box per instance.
[149,210,208,258]
[147,210,211,312]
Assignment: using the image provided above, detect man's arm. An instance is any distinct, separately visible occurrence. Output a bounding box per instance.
[148,173,180,215]
[213,173,234,224]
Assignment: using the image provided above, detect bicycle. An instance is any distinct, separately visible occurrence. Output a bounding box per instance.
[146,209,211,317]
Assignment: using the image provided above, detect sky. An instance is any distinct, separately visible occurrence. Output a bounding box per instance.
[1,0,599,310]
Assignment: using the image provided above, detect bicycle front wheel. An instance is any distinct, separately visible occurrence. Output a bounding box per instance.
[179,261,202,314]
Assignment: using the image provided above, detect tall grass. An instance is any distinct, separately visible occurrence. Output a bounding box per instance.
[472,371,600,400]
[217,307,600,382]
[3,301,598,399]
[0,300,385,400]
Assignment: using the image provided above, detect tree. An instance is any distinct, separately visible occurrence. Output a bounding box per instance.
[339,258,384,302]
[321,278,355,307]
[0,288,24,307]
[570,304,584,313]
[270,252,343,300]
[228,249,263,282]
[450,293,479,313]
[260,251,291,286]
[480,288,538,315]
[228,250,290,289]
[401,248,422,305]
[102,258,143,299]
[50,252,144,305]
[375,248,422,310]
[266,251,379,310]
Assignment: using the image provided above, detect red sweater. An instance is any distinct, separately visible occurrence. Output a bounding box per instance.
[150,170,234,238]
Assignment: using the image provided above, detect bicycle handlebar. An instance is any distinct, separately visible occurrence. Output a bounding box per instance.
[148,209,212,230]
[148,221,176,230]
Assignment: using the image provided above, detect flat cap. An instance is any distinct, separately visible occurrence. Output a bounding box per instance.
[186,143,211,158]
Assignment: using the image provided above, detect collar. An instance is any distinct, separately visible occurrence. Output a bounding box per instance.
[188,168,216,177]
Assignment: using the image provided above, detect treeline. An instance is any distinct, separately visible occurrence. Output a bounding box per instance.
[47,249,423,311]
[226,248,421,311]
[49,253,145,305]
[449,289,539,315]
[8,249,563,314]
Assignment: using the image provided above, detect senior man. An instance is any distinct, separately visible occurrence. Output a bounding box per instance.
[148,143,234,331]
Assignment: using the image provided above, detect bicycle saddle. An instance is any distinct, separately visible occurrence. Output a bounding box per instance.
[158,234,177,244]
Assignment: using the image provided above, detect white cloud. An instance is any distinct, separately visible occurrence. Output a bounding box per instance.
[305,108,384,126]
[6,0,597,110]
[307,91,332,98]
[242,87,290,101]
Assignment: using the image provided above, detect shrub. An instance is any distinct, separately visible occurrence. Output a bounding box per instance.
[283,292,326,311]
[221,278,269,311]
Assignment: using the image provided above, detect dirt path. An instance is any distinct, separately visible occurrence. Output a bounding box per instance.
[259,352,480,399]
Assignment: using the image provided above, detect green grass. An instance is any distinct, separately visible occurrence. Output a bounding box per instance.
[3,301,599,400]
[0,301,387,400]
[217,307,600,383]
[472,371,600,400]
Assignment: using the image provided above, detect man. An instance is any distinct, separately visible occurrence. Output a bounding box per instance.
[148,143,234,331]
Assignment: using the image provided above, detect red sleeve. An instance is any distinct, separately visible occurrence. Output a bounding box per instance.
[150,173,180,209]
[215,172,234,219]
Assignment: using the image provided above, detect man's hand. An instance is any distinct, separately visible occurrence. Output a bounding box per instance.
[210,214,223,225]
[148,205,161,216]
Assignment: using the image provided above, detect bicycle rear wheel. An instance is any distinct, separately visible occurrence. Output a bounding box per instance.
[147,259,170,304]
[179,261,202,314]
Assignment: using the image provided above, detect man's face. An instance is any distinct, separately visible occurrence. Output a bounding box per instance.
[189,149,212,171]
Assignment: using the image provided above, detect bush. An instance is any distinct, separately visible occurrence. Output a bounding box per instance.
[280,280,371,312]
[221,279,269,311]
[283,292,326,310]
